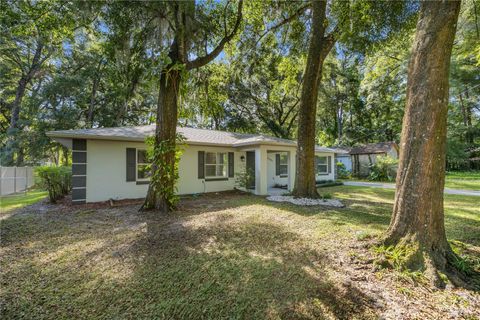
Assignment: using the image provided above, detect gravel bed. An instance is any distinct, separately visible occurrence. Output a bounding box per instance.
[266,195,345,207]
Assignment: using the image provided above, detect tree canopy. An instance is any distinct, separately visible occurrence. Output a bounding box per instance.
[0,0,478,170]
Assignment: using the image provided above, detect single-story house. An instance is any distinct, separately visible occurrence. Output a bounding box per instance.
[47,125,339,204]
[350,142,399,177]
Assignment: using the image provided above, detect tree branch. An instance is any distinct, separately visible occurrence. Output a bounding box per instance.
[286,109,299,134]
[255,3,310,46]
[186,0,243,70]
[283,98,299,124]
[2,52,26,74]
[319,32,336,62]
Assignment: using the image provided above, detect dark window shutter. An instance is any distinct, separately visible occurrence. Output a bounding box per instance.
[126,148,136,182]
[198,151,205,179]
[72,139,87,151]
[327,156,332,173]
[334,156,338,179]
[275,154,280,176]
[314,156,319,174]
[228,152,234,178]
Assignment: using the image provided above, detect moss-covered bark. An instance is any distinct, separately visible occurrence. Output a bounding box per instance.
[293,0,334,198]
[384,0,477,289]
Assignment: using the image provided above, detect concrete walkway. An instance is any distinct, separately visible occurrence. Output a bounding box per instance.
[343,181,480,197]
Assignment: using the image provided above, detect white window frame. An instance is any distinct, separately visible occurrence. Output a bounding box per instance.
[316,156,328,174]
[205,152,228,178]
[136,149,150,181]
[279,153,288,177]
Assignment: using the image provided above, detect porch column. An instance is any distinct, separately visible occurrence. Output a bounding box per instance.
[288,149,296,192]
[254,146,268,195]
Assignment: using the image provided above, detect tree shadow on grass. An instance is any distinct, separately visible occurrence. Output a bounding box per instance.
[3,190,478,319]
[261,188,480,246]
[1,198,380,319]
[260,198,392,232]
[119,212,380,319]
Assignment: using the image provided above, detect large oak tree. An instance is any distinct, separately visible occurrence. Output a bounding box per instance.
[384,0,477,288]
[291,0,415,197]
[292,0,334,197]
[141,0,243,212]
[1,0,77,165]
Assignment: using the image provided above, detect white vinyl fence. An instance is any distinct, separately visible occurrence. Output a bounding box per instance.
[0,166,35,196]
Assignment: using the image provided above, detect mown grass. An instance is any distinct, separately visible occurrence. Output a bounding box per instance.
[345,170,480,191]
[323,186,480,245]
[0,189,47,214]
[1,186,478,319]
[446,170,480,180]
[445,171,480,190]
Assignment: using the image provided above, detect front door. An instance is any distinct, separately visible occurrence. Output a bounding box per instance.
[246,151,255,189]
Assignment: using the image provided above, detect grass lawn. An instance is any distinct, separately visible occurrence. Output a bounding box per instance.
[344,170,480,191]
[0,189,47,214]
[1,186,479,319]
[445,171,480,190]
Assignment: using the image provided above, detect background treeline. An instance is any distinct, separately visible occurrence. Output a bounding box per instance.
[1,0,478,169]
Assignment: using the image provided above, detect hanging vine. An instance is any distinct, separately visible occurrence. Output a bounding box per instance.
[142,133,186,211]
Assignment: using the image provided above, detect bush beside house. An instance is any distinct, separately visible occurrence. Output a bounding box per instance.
[350,142,399,177]
[336,162,351,179]
[35,166,71,203]
[368,155,398,182]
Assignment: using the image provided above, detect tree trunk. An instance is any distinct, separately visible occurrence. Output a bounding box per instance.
[337,105,343,143]
[4,76,29,165]
[141,44,181,212]
[141,0,242,212]
[9,40,44,132]
[458,88,474,145]
[5,40,44,165]
[115,80,139,126]
[383,0,473,288]
[9,77,28,132]
[15,147,24,166]
[87,62,102,128]
[62,146,69,166]
[464,87,474,145]
[293,0,333,198]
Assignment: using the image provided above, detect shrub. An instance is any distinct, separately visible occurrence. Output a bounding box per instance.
[235,168,255,190]
[368,155,398,182]
[321,193,332,199]
[35,166,71,203]
[336,162,351,179]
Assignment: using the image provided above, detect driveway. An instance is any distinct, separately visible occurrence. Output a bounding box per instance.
[343,181,480,197]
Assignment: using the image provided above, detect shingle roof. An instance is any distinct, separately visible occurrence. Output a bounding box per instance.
[46,125,338,152]
[349,142,398,155]
[327,147,350,155]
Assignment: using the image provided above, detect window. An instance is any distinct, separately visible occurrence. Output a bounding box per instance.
[205,152,228,178]
[137,150,151,181]
[279,154,288,176]
[316,156,328,174]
